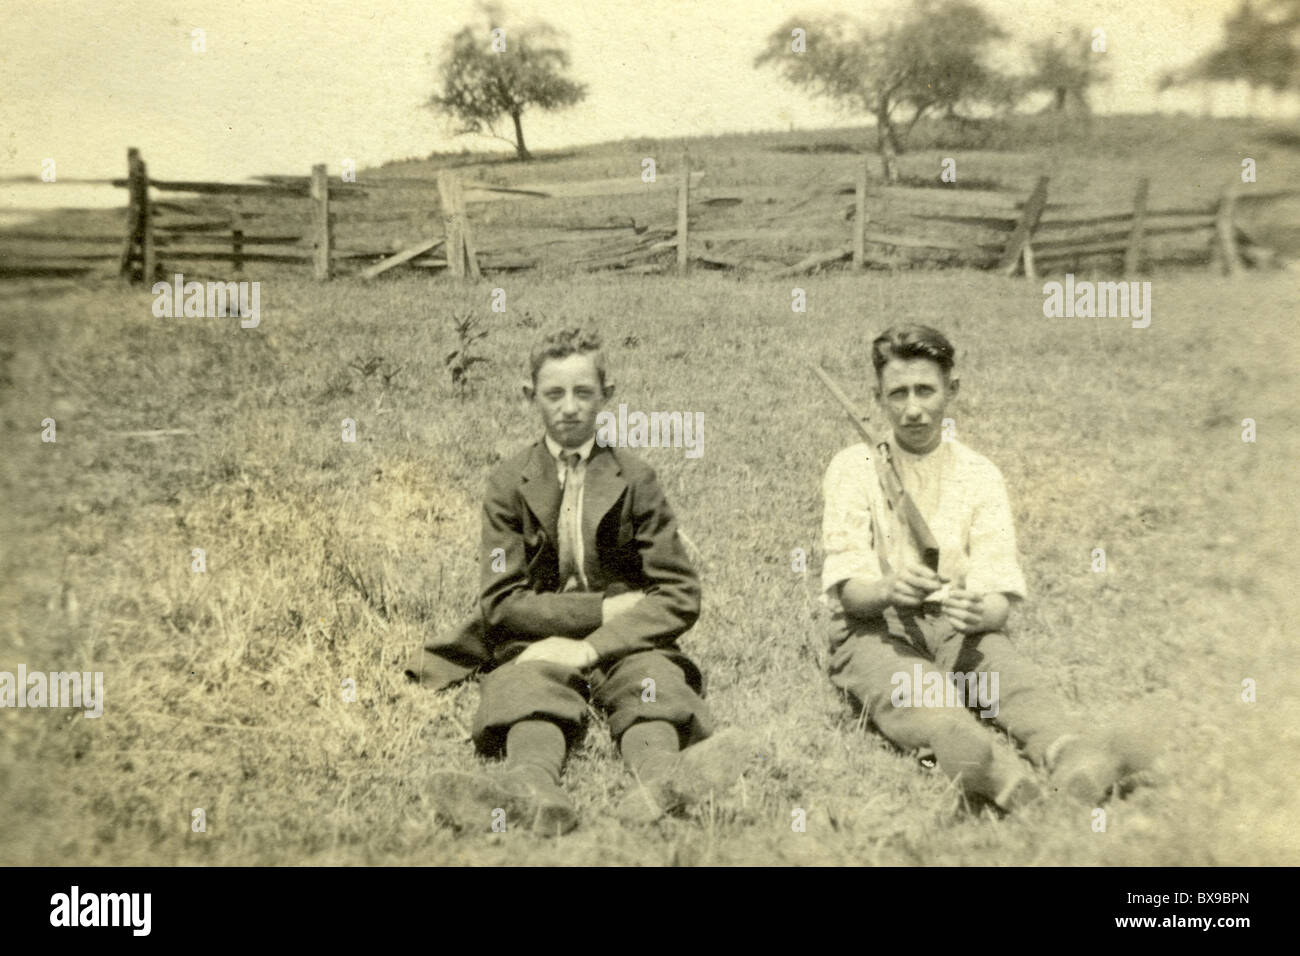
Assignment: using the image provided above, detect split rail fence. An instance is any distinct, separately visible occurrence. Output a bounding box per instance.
[0,148,1284,283]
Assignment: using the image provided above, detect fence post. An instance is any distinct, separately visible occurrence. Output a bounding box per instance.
[676,153,690,276]
[438,171,465,278]
[460,176,481,279]
[119,147,154,282]
[311,163,331,280]
[139,157,155,282]
[1124,178,1149,278]
[1214,184,1240,276]
[118,148,141,279]
[998,175,1050,276]
[853,154,868,271]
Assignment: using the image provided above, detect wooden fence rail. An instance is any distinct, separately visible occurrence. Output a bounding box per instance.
[1,147,1291,282]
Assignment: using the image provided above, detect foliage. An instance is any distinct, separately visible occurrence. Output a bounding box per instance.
[1160,0,1300,97]
[1022,26,1110,113]
[754,0,1010,180]
[444,310,489,398]
[426,2,587,160]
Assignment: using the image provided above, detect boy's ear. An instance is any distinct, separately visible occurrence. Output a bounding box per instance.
[601,381,616,402]
[946,375,960,401]
[520,380,536,403]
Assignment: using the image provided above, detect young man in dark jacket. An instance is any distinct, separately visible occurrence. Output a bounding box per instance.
[418,328,750,833]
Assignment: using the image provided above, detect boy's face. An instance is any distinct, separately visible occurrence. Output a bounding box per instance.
[526,352,610,449]
[874,357,958,455]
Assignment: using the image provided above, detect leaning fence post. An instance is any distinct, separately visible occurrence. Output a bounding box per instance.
[998,176,1050,276]
[310,163,331,280]
[676,153,690,276]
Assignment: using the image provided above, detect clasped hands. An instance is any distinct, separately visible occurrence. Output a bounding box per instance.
[887,562,989,635]
[513,589,646,669]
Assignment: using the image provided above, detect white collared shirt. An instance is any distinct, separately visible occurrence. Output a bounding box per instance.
[544,433,595,590]
[543,433,596,484]
[820,435,1027,602]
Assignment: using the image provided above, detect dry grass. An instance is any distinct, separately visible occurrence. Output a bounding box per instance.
[3,115,1299,864]
[1,262,1297,865]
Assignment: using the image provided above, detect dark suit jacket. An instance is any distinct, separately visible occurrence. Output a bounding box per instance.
[406,438,701,690]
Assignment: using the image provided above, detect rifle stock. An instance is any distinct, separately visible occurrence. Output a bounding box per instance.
[810,363,941,572]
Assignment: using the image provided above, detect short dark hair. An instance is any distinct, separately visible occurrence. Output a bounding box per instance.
[871,325,956,378]
[529,327,608,388]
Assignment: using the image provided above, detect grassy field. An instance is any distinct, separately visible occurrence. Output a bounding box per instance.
[2,116,1298,865]
[1,265,1297,866]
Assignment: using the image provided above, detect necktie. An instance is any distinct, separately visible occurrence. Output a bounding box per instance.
[557,451,585,591]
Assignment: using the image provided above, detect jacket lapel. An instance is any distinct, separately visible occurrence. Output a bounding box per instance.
[519,440,561,541]
[581,444,627,571]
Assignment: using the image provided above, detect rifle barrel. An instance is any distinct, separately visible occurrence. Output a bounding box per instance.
[809,364,880,447]
[810,362,941,572]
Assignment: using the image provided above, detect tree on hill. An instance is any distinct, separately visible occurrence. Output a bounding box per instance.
[1022,26,1109,114]
[426,3,587,160]
[754,0,1009,182]
[1159,0,1299,113]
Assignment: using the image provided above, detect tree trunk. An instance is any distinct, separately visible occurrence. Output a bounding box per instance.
[1053,87,1067,111]
[875,107,901,184]
[511,110,532,161]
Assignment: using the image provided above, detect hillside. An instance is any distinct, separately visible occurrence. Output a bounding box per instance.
[3,114,1298,283]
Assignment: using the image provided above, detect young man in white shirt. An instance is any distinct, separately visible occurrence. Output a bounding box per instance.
[820,324,1146,810]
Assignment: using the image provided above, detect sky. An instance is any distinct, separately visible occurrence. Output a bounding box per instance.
[1,0,1293,190]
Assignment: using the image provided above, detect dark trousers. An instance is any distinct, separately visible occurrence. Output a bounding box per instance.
[472,649,713,757]
[828,606,1077,766]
